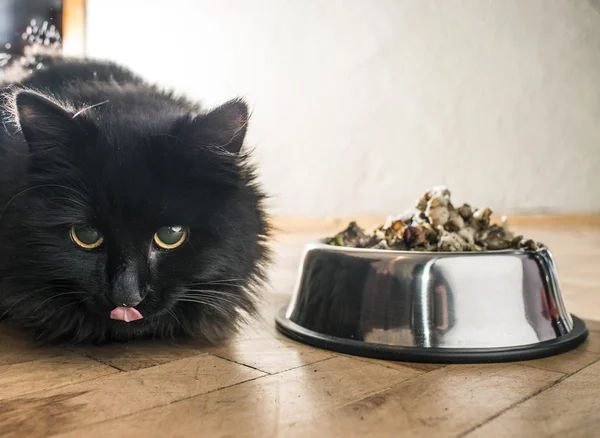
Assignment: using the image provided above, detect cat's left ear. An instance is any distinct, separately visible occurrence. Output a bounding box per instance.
[181,99,249,154]
[14,90,81,150]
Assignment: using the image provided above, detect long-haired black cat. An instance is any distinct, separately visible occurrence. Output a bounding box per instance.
[0,55,271,344]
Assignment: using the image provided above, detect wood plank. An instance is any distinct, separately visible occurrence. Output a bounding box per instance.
[185,304,335,374]
[581,333,600,354]
[53,356,419,438]
[519,346,600,375]
[285,363,563,438]
[0,354,117,401]
[581,320,600,354]
[0,354,263,438]
[465,360,600,438]
[212,338,334,374]
[210,330,334,374]
[71,339,205,371]
[338,354,447,374]
[0,325,63,366]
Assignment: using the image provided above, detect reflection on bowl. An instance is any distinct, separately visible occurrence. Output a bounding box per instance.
[275,241,588,363]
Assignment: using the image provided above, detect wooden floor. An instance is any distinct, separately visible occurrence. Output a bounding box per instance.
[1,220,599,437]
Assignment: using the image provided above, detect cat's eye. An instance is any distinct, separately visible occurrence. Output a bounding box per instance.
[154,226,188,249]
[71,225,104,249]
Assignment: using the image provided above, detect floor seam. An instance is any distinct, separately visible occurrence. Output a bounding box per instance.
[512,362,568,376]
[210,352,271,375]
[42,373,268,438]
[270,356,335,375]
[211,352,336,376]
[457,358,600,437]
[0,352,64,368]
[62,345,124,372]
[288,362,447,426]
[347,354,446,374]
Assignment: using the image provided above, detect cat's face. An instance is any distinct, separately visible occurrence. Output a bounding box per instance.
[0,91,269,343]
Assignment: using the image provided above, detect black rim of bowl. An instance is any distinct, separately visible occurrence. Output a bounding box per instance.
[275,307,589,364]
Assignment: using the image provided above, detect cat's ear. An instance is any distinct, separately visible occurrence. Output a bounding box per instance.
[181,99,249,154]
[14,91,80,149]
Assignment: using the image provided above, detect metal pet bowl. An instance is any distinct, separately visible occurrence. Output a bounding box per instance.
[275,241,588,363]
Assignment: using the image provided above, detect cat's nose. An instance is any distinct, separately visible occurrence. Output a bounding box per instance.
[111,286,145,308]
[118,297,143,308]
[111,266,146,308]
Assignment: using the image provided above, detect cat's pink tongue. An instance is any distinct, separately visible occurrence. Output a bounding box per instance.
[110,307,143,322]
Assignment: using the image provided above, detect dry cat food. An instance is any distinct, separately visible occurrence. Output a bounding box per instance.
[326,186,543,252]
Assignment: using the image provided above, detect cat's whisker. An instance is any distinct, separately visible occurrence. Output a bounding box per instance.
[185,287,243,294]
[39,296,91,324]
[180,297,241,311]
[72,173,91,195]
[183,291,242,304]
[72,100,110,118]
[176,299,217,312]
[0,285,82,320]
[179,296,236,306]
[47,196,88,209]
[190,282,244,287]
[188,284,244,290]
[149,133,183,143]
[203,278,245,283]
[218,213,248,257]
[183,300,238,312]
[0,184,86,223]
[33,291,87,313]
[177,297,227,307]
[186,284,245,291]
[166,308,184,331]
[0,288,53,319]
[184,289,242,298]
[176,298,230,316]
[187,279,245,285]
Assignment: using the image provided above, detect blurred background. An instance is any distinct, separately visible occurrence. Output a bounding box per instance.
[2,0,600,219]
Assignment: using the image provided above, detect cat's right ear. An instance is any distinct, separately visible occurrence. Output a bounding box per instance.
[14,91,80,150]
[179,99,250,155]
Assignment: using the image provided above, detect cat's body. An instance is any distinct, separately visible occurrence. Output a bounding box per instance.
[0,56,270,344]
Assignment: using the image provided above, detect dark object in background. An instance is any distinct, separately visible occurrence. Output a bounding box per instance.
[0,0,63,69]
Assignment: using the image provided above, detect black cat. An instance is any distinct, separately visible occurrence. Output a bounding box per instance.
[0,56,271,344]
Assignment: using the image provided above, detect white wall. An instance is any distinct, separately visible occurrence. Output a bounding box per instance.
[86,0,600,217]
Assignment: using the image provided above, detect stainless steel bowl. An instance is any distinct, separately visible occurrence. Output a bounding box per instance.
[275,241,588,363]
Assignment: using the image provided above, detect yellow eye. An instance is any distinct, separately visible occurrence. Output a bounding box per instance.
[71,225,104,249]
[154,226,188,249]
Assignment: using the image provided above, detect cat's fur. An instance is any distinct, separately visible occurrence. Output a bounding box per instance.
[0,55,271,344]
